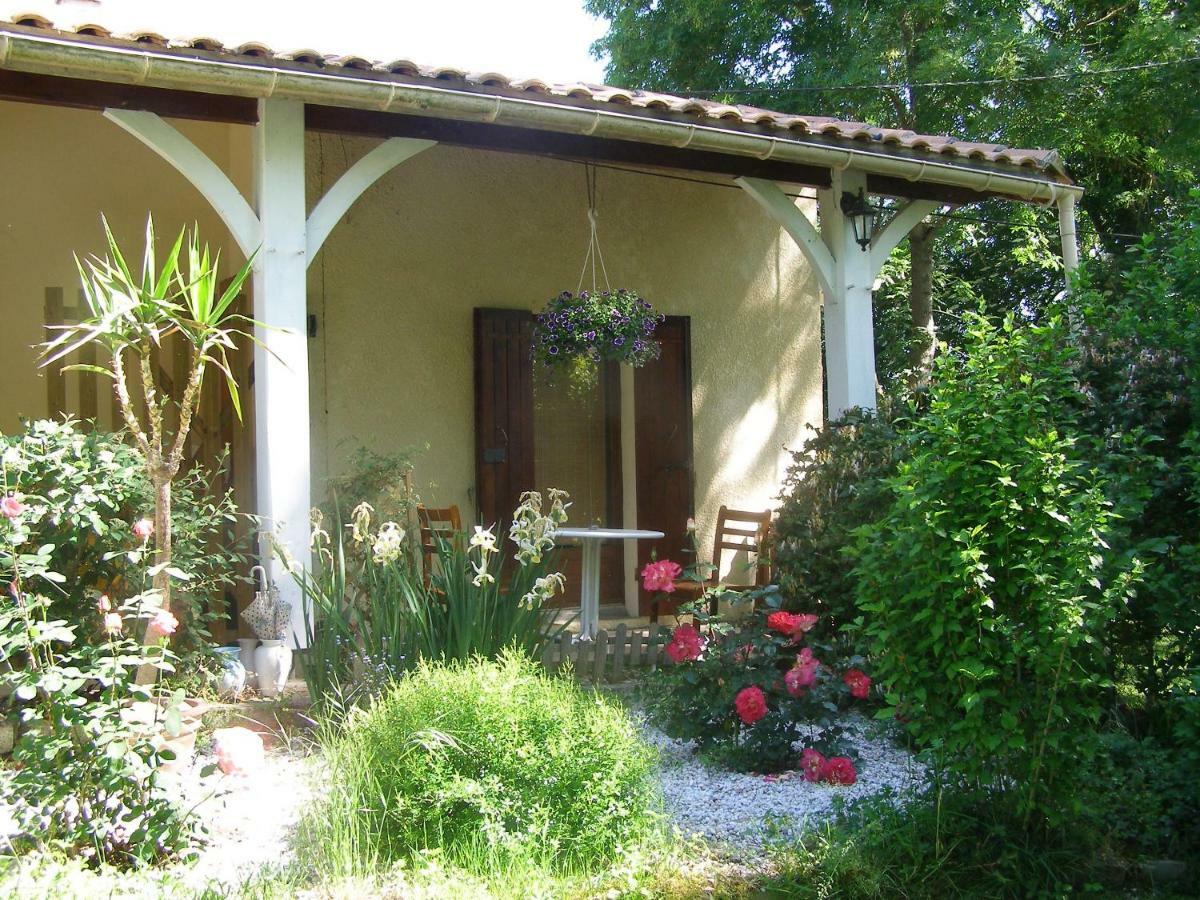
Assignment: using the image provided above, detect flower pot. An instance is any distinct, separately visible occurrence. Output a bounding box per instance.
[254,640,292,698]
[214,647,247,700]
[238,638,259,690]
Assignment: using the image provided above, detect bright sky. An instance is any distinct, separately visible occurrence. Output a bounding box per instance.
[7,0,612,83]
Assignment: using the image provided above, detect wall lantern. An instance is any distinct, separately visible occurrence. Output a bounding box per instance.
[840,188,875,251]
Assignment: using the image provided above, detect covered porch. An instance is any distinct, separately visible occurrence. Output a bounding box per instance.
[0,17,1081,644]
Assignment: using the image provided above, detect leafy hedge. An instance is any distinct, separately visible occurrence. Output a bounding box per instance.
[849,314,1138,817]
[773,403,908,630]
[1070,196,1200,709]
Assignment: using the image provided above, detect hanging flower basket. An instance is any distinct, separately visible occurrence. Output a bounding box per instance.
[532,288,664,375]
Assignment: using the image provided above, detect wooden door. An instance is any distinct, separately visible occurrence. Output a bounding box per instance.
[474,309,624,607]
[635,316,695,616]
[474,308,536,530]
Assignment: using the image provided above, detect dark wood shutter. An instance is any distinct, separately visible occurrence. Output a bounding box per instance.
[473,308,536,528]
[635,316,695,615]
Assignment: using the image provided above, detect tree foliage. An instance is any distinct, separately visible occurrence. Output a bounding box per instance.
[588,0,1200,381]
[1066,192,1200,708]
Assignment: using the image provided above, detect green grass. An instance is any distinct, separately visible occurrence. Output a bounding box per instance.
[758,783,1198,899]
[296,652,660,880]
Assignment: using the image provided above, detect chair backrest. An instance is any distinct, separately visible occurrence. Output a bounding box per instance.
[711,505,772,588]
[417,504,462,574]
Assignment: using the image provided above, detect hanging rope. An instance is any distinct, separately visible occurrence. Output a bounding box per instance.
[576,164,612,296]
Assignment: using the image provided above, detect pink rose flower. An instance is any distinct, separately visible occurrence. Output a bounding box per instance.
[790,647,820,689]
[212,726,265,775]
[800,748,825,782]
[843,668,871,700]
[96,594,112,613]
[103,612,123,635]
[734,685,768,725]
[133,518,154,540]
[766,611,821,641]
[820,756,857,786]
[1,495,25,519]
[766,611,798,635]
[146,609,178,640]
[665,623,704,662]
[791,613,819,637]
[784,667,808,696]
[641,559,682,593]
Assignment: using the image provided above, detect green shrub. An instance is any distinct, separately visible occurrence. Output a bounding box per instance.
[641,588,871,773]
[1068,197,1200,710]
[773,402,909,632]
[850,313,1139,819]
[763,783,1125,898]
[0,484,199,867]
[301,653,658,875]
[1079,730,1200,862]
[1,418,248,651]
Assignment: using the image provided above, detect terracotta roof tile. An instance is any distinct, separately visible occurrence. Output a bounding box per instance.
[0,10,1066,178]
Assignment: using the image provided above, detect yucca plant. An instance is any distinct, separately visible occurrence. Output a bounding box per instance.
[39,216,258,675]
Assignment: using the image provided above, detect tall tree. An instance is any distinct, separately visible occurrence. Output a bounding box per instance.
[587,0,1200,383]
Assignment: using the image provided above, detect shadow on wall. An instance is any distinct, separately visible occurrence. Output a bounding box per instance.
[304,136,823,540]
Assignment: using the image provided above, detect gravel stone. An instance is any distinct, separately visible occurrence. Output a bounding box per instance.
[644,712,926,853]
[167,745,316,893]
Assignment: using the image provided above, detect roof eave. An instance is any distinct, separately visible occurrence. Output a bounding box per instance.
[0,26,1080,204]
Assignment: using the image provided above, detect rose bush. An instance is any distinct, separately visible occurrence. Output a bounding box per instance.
[0,489,201,866]
[640,585,872,773]
[0,419,248,654]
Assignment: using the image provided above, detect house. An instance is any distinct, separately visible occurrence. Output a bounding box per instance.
[0,5,1081,642]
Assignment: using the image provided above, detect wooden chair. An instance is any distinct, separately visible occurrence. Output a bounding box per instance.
[417,504,462,583]
[651,505,773,622]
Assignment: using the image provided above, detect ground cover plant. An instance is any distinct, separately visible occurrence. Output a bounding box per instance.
[298,652,659,878]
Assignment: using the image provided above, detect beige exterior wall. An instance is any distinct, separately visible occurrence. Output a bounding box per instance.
[308,135,823,551]
[0,100,245,431]
[0,101,823,563]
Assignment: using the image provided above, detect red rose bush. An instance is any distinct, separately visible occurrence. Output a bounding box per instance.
[641,584,873,775]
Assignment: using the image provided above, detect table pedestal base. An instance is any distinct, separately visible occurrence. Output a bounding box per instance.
[575,538,601,642]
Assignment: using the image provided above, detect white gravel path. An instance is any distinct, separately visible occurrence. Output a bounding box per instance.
[644,712,926,853]
[166,745,316,894]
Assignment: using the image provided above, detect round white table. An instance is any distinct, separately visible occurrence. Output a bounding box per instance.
[557,526,665,641]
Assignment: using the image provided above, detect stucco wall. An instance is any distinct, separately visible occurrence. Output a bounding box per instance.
[308,135,823,550]
[0,100,245,430]
[0,101,823,564]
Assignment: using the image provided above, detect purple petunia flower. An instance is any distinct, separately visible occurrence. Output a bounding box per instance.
[613,336,625,347]
[549,345,560,356]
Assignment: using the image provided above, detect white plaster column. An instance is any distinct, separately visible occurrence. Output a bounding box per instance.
[620,363,640,616]
[252,98,311,648]
[818,168,877,417]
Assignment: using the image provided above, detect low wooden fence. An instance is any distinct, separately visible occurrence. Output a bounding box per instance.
[541,624,673,683]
